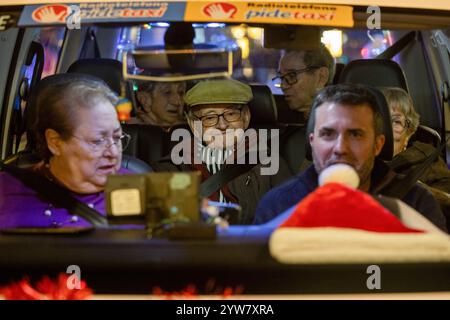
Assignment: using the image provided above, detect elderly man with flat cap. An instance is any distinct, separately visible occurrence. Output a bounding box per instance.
[153,78,291,224]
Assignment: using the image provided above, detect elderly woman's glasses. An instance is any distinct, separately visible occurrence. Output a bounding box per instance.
[72,133,131,152]
[192,108,242,127]
[272,66,321,87]
[391,116,411,132]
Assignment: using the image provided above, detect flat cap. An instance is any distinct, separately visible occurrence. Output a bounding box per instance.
[185,79,253,108]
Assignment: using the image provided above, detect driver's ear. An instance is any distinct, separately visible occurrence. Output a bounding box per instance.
[45,128,63,157]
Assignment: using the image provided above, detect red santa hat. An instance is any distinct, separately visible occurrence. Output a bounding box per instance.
[269,164,450,264]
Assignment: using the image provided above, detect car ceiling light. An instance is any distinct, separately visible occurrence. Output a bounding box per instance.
[321,30,343,58]
[152,22,170,28]
[206,23,225,28]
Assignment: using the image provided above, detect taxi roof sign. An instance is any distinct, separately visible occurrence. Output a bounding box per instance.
[2,0,450,12]
[17,1,354,28]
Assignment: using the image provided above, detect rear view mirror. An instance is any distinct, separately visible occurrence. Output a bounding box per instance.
[123,47,239,82]
[263,25,322,50]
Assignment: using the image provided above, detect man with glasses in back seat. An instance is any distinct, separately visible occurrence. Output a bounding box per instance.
[275,45,335,175]
[274,44,335,124]
[152,79,291,225]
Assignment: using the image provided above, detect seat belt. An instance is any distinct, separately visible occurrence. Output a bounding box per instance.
[79,28,101,59]
[379,139,448,199]
[1,163,108,228]
[200,163,258,198]
[376,31,416,60]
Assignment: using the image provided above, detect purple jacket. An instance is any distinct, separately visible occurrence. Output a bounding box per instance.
[0,166,131,229]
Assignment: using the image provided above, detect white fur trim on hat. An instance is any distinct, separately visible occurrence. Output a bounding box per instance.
[269,227,450,264]
[269,186,450,264]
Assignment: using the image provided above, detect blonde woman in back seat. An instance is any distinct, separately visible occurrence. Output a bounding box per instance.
[381,87,450,194]
[381,87,450,230]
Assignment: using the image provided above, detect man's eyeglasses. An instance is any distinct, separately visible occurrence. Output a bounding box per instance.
[72,133,131,152]
[192,108,243,127]
[391,116,411,132]
[272,66,321,87]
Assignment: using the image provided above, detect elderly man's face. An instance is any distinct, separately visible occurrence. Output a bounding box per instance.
[137,82,186,126]
[278,51,328,115]
[48,99,123,193]
[188,104,251,149]
[309,102,385,191]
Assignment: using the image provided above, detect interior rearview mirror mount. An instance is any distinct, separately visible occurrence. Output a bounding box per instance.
[263,25,322,50]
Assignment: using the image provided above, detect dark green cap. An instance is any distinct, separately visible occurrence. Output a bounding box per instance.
[185,79,253,108]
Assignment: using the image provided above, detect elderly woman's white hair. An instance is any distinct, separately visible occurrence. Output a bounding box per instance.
[380,87,420,137]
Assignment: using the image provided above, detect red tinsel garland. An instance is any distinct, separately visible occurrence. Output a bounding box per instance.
[0,273,93,300]
[1,274,243,299]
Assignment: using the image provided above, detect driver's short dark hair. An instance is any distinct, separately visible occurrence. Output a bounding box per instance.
[308,84,384,136]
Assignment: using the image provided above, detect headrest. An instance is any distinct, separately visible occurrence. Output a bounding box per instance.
[368,87,394,161]
[410,125,441,148]
[67,58,123,95]
[332,62,346,84]
[338,59,409,92]
[248,85,278,126]
[305,85,393,162]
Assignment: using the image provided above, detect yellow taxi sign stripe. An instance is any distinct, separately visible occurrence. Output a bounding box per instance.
[184,1,354,28]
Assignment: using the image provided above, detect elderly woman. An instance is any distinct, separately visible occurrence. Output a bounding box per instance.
[0,76,131,229]
[129,80,187,129]
[381,87,450,195]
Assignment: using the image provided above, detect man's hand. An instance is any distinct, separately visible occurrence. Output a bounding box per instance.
[36,7,66,23]
[205,4,236,19]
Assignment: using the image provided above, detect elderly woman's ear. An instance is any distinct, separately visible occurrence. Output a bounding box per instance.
[45,128,63,157]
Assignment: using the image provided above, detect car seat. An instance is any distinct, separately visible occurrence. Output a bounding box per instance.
[338,58,441,148]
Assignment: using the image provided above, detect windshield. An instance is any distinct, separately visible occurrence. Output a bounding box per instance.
[116,23,400,95]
